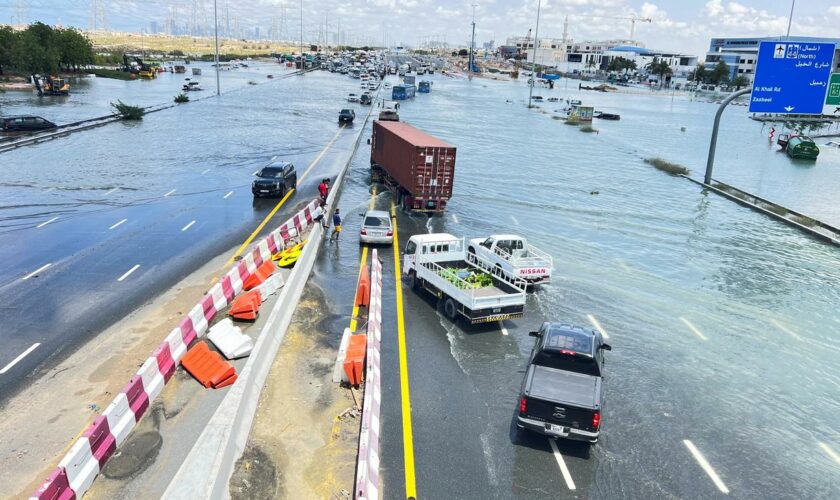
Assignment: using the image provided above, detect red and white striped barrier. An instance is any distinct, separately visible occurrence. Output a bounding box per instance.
[31,199,322,500]
[355,250,382,500]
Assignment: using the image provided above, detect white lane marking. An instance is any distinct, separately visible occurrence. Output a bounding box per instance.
[683,439,730,494]
[511,215,519,225]
[499,321,509,336]
[770,319,803,341]
[43,187,55,193]
[679,317,708,341]
[164,189,177,197]
[452,213,459,224]
[104,187,119,196]
[818,442,840,466]
[587,314,609,339]
[252,170,259,175]
[117,264,141,282]
[223,191,233,199]
[23,263,51,280]
[109,218,127,230]
[548,438,577,490]
[201,168,210,174]
[37,217,58,228]
[0,343,41,374]
[181,220,196,232]
[615,258,633,272]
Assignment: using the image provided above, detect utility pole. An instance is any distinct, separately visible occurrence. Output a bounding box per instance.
[528,0,542,108]
[214,0,220,96]
[469,4,477,79]
[300,0,304,71]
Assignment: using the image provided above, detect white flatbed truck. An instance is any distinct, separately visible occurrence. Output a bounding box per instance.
[403,233,527,324]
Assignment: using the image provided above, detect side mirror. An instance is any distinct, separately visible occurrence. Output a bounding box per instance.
[528,331,541,338]
[601,343,612,351]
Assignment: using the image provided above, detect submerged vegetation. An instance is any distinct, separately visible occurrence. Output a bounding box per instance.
[644,157,689,176]
[174,93,189,103]
[111,100,145,120]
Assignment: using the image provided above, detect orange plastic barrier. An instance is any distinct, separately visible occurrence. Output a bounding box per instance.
[343,334,367,386]
[229,289,262,321]
[242,260,277,291]
[355,263,371,308]
[180,342,238,388]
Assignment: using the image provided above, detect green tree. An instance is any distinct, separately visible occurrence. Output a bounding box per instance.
[732,75,750,90]
[688,63,706,84]
[608,57,637,74]
[13,29,58,74]
[709,60,730,85]
[645,58,673,84]
[0,25,15,75]
[57,27,94,71]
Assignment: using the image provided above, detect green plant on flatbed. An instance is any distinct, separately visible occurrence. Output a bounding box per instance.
[440,268,492,289]
[644,157,689,176]
[111,100,145,120]
[174,93,189,103]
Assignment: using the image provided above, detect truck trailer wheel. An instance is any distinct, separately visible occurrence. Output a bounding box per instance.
[409,271,418,290]
[443,298,457,320]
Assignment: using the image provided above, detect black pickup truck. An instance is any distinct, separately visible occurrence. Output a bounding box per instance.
[517,322,611,444]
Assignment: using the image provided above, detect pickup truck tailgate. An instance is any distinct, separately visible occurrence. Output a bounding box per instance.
[524,365,600,431]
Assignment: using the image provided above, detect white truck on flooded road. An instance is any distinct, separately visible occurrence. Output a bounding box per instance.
[403,233,527,324]
[468,235,553,286]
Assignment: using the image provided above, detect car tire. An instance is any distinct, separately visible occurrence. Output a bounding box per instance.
[409,271,418,290]
[443,298,457,320]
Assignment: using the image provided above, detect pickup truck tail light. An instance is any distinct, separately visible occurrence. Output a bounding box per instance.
[386,230,393,236]
[519,397,527,415]
[592,411,601,430]
[361,229,367,235]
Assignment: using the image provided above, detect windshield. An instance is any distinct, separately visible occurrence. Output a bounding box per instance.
[364,216,390,228]
[258,168,284,178]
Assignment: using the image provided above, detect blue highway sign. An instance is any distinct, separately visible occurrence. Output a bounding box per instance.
[749,41,835,114]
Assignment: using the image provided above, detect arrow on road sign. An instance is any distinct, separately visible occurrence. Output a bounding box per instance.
[784,106,795,112]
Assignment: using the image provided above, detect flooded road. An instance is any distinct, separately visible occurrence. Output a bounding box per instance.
[1,62,838,499]
[0,67,365,403]
[323,73,840,498]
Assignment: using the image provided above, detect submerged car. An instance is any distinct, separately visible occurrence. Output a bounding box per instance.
[785,135,820,160]
[359,209,393,245]
[339,109,356,124]
[2,115,57,132]
[252,161,297,197]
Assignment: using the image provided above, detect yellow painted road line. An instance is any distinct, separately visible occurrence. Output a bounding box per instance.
[224,125,346,266]
[348,188,378,332]
[679,317,708,341]
[391,201,418,499]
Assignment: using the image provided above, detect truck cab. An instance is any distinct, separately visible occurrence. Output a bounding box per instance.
[517,323,611,443]
[468,235,553,285]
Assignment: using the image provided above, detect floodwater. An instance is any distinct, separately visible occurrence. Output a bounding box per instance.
[1,63,838,498]
[340,72,839,498]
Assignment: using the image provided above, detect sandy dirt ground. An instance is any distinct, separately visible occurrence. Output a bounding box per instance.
[229,283,361,500]
[3,251,232,499]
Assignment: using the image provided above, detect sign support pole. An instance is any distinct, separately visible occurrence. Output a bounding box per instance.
[704,88,751,185]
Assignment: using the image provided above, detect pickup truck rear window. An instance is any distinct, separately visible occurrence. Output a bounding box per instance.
[532,351,600,377]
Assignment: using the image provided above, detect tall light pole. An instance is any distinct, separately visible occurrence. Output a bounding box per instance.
[214,0,220,95]
[469,4,477,79]
[786,0,796,38]
[300,0,304,63]
[528,0,542,108]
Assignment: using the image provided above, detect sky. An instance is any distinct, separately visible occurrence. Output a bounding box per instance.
[2,0,840,58]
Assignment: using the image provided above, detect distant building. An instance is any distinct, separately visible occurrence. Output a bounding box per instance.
[149,21,158,34]
[506,36,697,81]
[498,45,518,59]
[706,36,840,84]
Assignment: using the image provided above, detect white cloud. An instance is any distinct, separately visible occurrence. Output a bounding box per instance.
[829,6,840,16]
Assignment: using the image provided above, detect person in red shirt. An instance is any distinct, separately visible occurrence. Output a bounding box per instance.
[318,179,329,201]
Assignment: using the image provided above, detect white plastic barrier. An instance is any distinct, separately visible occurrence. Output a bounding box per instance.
[332,327,353,384]
[58,438,98,495]
[102,393,135,448]
[208,318,254,359]
[255,273,285,301]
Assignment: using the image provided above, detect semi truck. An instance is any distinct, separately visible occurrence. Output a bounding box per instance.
[403,233,527,324]
[370,120,456,214]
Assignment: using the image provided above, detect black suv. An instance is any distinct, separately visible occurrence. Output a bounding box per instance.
[339,109,356,124]
[252,161,297,198]
[2,115,57,132]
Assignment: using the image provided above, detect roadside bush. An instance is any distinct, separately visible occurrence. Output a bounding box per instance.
[580,125,598,133]
[762,203,788,216]
[563,119,579,125]
[174,93,189,103]
[111,100,145,120]
[644,157,689,176]
[792,214,817,227]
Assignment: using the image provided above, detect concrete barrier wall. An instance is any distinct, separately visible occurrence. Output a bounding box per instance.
[31,199,322,500]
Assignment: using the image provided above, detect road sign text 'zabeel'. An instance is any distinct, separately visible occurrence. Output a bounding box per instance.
[749,41,836,114]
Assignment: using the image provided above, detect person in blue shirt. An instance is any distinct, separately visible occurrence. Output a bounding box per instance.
[330,208,342,241]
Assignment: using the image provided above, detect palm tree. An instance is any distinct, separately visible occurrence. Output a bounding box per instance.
[645,58,672,86]
[732,75,750,90]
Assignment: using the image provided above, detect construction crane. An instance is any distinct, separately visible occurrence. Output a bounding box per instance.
[565,14,652,41]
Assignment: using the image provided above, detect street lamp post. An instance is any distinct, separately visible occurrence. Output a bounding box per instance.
[214,0,220,95]
[528,0,542,108]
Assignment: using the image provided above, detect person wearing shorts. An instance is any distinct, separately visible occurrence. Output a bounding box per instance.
[330,208,342,241]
